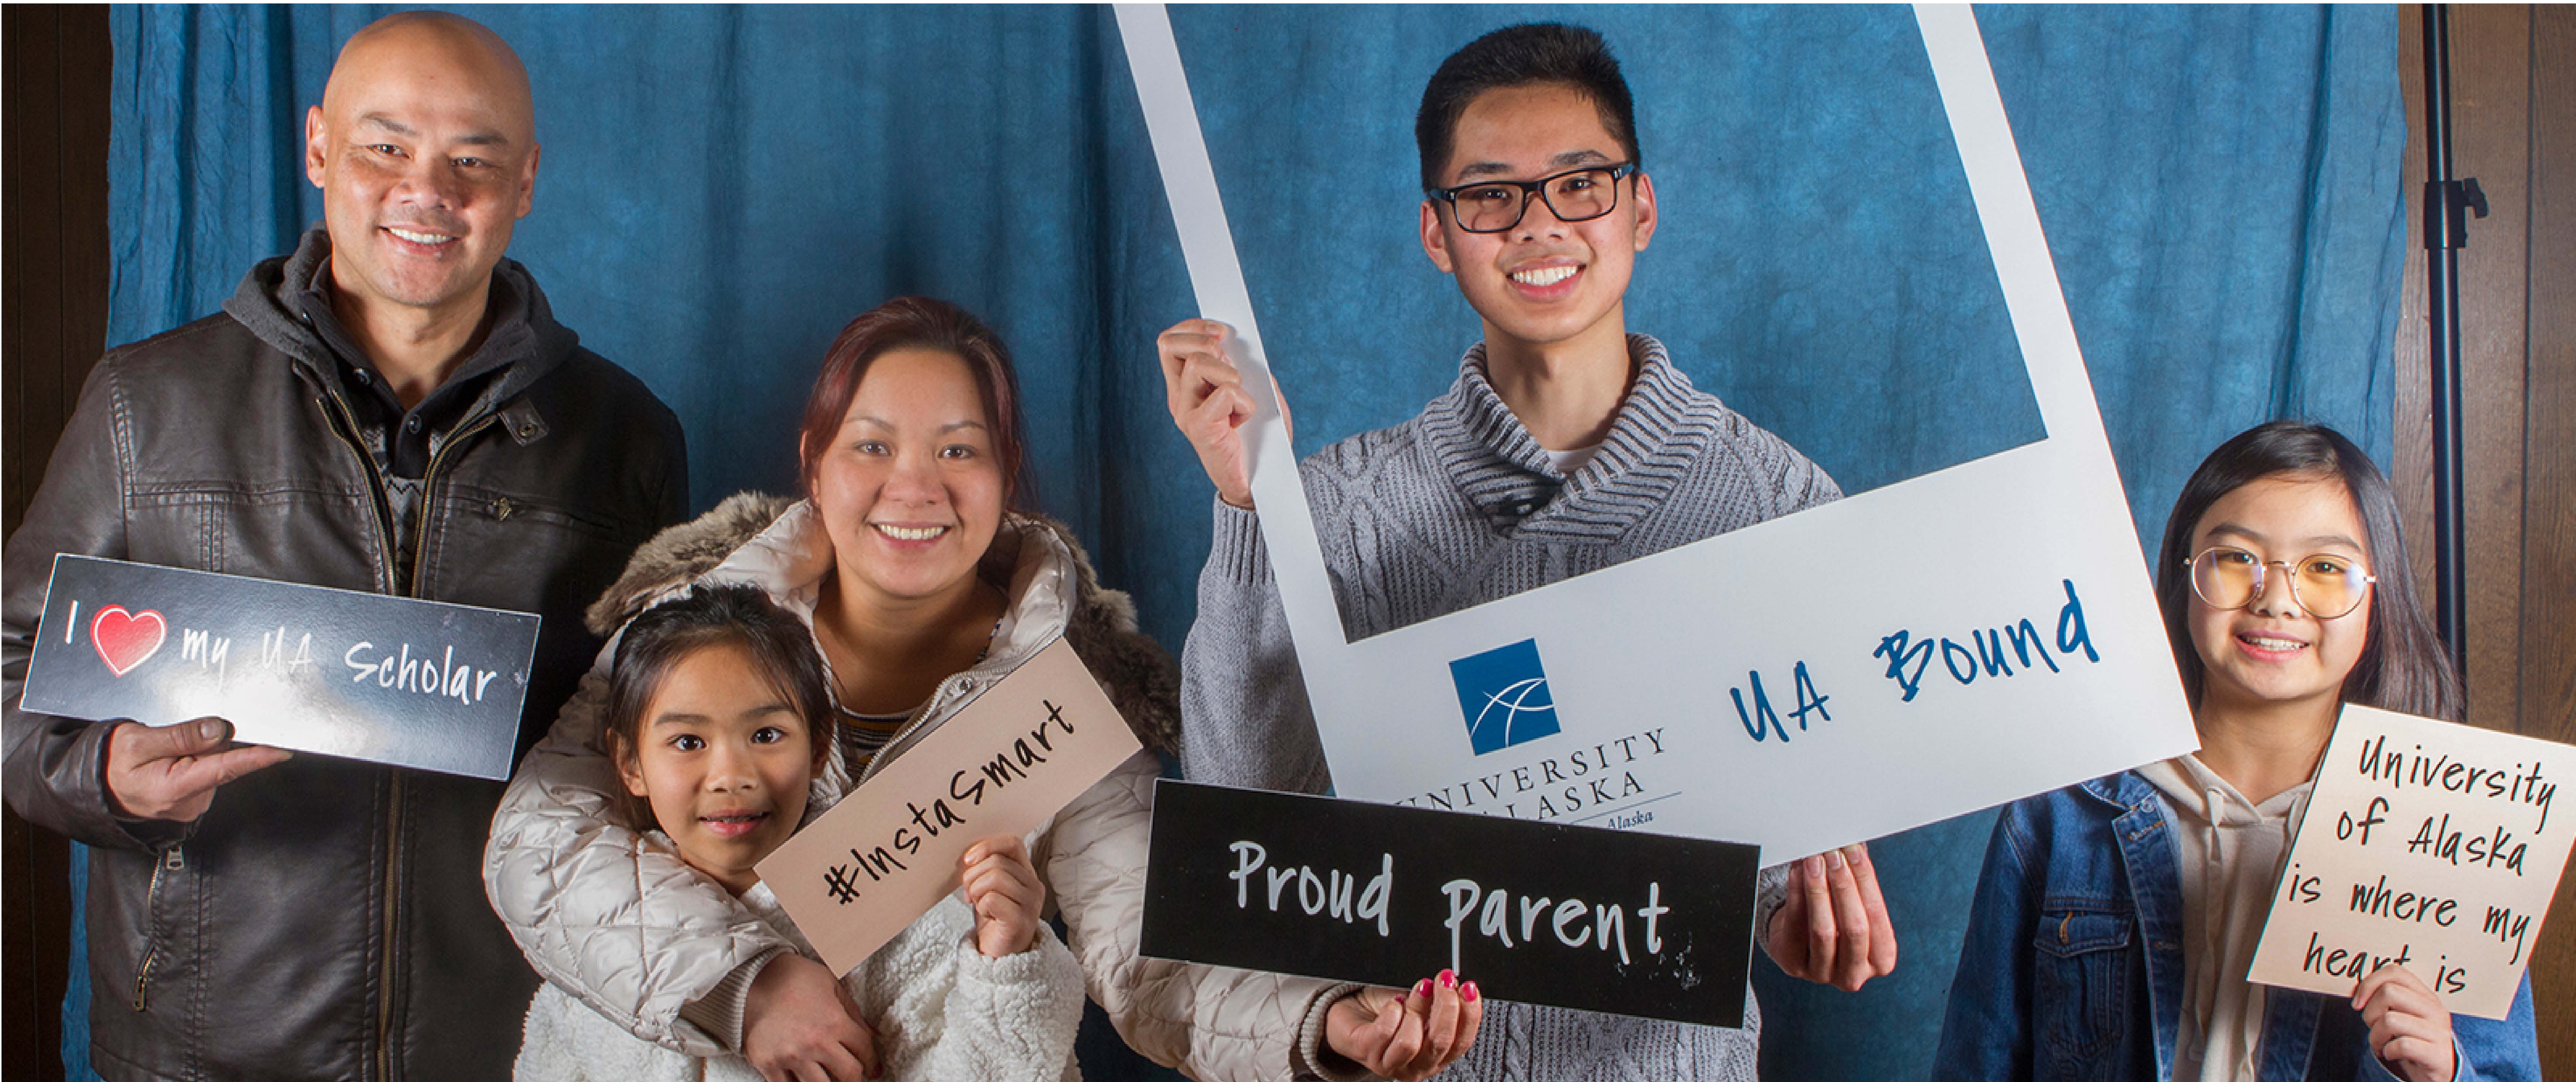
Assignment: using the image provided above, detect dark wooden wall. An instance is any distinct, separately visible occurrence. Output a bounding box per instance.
[2395,6,2574,1077]
[0,6,2568,1080]
[5,7,110,1080]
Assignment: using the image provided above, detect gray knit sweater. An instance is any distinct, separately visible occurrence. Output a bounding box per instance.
[1181,334,1841,1082]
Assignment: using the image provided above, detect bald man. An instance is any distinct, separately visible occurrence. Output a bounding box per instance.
[2,13,687,1080]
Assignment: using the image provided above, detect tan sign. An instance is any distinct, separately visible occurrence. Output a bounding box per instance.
[758,637,1141,975]
[2247,704,2572,1019]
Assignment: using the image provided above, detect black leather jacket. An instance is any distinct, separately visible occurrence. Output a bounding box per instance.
[2,229,689,1082]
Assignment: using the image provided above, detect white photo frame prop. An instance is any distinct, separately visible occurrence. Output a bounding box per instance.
[1117,5,2199,860]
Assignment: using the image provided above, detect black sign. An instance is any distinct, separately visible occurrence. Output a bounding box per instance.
[1143,780,1760,1028]
[22,555,540,780]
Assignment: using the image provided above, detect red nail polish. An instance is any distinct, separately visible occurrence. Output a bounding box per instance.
[1439,969,1457,988]
[1416,979,1433,997]
[1462,982,1480,1003]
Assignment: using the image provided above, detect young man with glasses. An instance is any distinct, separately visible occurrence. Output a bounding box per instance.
[1159,21,1898,1081]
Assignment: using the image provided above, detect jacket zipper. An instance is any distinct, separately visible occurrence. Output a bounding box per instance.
[131,845,184,1010]
[376,770,401,1082]
[409,413,499,593]
[393,410,502,1082]
[317,389,498,1082]
[849,576,1040,787]
[389,409,498,1082]
[314,390,405,1082]
[854,668,977,788]
[314,392,402,572]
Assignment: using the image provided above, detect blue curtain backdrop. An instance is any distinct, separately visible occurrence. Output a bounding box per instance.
[73,5,2404,1080]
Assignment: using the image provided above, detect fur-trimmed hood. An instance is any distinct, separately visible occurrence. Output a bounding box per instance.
[583,492,1179,757]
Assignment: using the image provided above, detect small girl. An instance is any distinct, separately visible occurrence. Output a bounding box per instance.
[1933,423,2538,1082]
[515,584,1083,1082]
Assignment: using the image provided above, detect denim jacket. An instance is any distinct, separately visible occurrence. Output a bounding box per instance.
[1933,771,2539,1082]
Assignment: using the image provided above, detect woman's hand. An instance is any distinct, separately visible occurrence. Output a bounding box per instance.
[1766,843,1899,991]
[1156,318,1290,509]
[2356,963,2457,1082]
[1322,970,1484,1081]
[960,836,1046,958]
[743,953,879,1082]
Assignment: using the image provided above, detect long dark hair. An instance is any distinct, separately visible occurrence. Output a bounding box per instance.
[2153,421,2461,721]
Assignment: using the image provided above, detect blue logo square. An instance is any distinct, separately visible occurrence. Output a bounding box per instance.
[1449,638,1559,756]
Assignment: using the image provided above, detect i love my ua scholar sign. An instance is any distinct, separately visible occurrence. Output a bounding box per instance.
[23,554,539,780]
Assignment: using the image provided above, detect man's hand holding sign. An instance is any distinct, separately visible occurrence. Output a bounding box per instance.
[104,717,292,822]
[1770,844,1901,992]
[1157,318,1274,512]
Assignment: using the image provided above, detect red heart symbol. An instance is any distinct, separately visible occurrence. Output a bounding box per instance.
[91,606,168,678]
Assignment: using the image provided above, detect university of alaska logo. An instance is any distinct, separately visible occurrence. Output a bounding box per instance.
[1448,638,1560,755]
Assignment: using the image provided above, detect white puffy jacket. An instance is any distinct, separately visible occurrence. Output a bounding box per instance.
[517,884,1085,1082]
[485,495,1343,1081]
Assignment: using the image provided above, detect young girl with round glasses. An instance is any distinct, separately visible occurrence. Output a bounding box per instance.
[1933,422,2539,1082]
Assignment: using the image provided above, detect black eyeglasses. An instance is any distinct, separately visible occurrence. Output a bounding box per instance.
[1427,163,1639,234]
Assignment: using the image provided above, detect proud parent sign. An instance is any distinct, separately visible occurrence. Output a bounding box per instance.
[1144,780,1761,1027]
[22,554,539,780]
[1115,5,2199,860]
[2247,705,2574,1020]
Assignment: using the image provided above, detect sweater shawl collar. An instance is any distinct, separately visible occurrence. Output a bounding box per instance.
[1422,333,1721,541]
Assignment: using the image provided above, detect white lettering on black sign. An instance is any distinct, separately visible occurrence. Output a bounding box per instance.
[1142,780,1758,1028]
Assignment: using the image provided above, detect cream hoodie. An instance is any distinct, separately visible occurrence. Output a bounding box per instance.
[2138,754,2315,1082]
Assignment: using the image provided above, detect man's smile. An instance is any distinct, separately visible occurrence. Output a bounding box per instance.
[1504,257,1586,301]
[1510,265,1578,287]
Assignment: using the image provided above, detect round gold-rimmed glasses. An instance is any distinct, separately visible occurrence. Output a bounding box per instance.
[2184,546,2376,620]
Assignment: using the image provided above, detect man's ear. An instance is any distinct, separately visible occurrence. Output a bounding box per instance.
[1419,200,1456,274]
[305,105,330,188]
[515,142,541,220]
[1629,170,1658,252]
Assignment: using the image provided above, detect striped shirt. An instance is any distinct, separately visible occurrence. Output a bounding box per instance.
[835,708,909,773]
